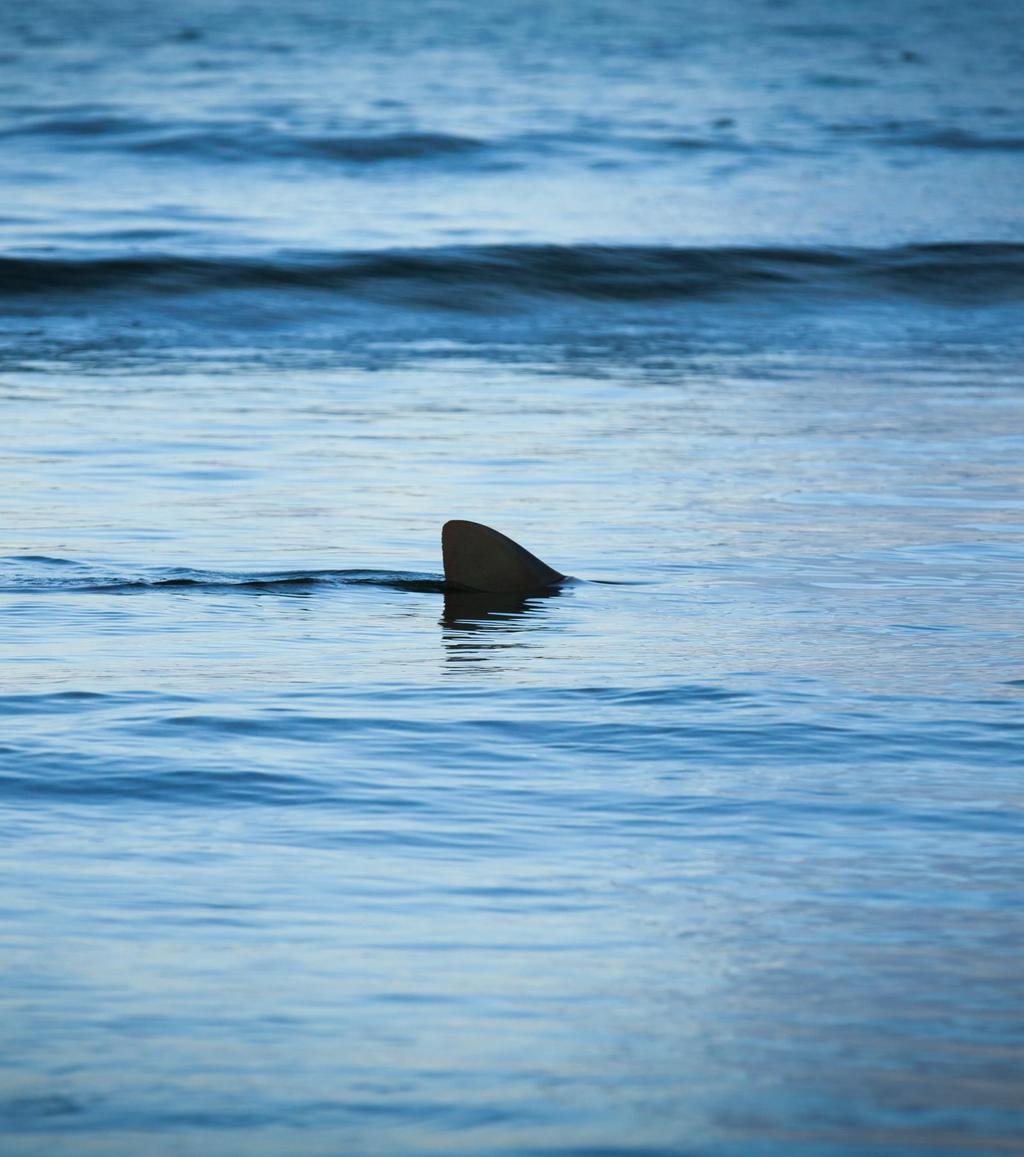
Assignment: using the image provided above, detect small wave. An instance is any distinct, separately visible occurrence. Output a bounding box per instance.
[8,554,82,566]
[0,750,331,807]
[0,562,446,595]
[91,569,448,595]
[662,134,752,152]
[0,110,154,138]
[1,111,487,164]
[830,120,1024,152]
[2,111,759,163]
[5,709,1021,810]
[0,690,191,716]
[900,129,1024,152]
[133,127,487,163]
[1,243,1022,309]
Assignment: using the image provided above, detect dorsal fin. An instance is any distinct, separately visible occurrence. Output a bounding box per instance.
[442,520,565,593]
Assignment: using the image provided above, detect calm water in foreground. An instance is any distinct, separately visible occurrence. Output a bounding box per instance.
[1,1,1023,1154]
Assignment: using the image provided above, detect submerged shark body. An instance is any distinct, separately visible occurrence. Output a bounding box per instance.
[442,520,566,594]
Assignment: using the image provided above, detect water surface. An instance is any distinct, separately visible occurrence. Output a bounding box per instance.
[1,1,1023,1154]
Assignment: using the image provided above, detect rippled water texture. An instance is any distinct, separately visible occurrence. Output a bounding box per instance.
[2,1,1023,1155]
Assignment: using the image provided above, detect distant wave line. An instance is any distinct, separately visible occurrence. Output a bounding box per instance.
[0,113,489,163]
[7,109,1024,158]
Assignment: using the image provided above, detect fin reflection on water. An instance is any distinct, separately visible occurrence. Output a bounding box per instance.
[441,586,565,666]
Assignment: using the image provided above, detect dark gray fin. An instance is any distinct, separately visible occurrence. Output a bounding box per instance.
[442,520,566,593]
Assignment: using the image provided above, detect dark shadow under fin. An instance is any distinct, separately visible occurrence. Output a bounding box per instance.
[441,584,563,630]
[442,520,566,593]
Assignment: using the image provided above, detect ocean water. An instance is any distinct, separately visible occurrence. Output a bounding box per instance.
[1,1,1023,1154]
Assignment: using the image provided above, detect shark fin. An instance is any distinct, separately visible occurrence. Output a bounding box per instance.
[442,520,566,593]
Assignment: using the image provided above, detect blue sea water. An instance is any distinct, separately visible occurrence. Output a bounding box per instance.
[1,1,1023,1154]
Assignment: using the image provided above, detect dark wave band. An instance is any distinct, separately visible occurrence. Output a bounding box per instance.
[2,242,1023,307]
